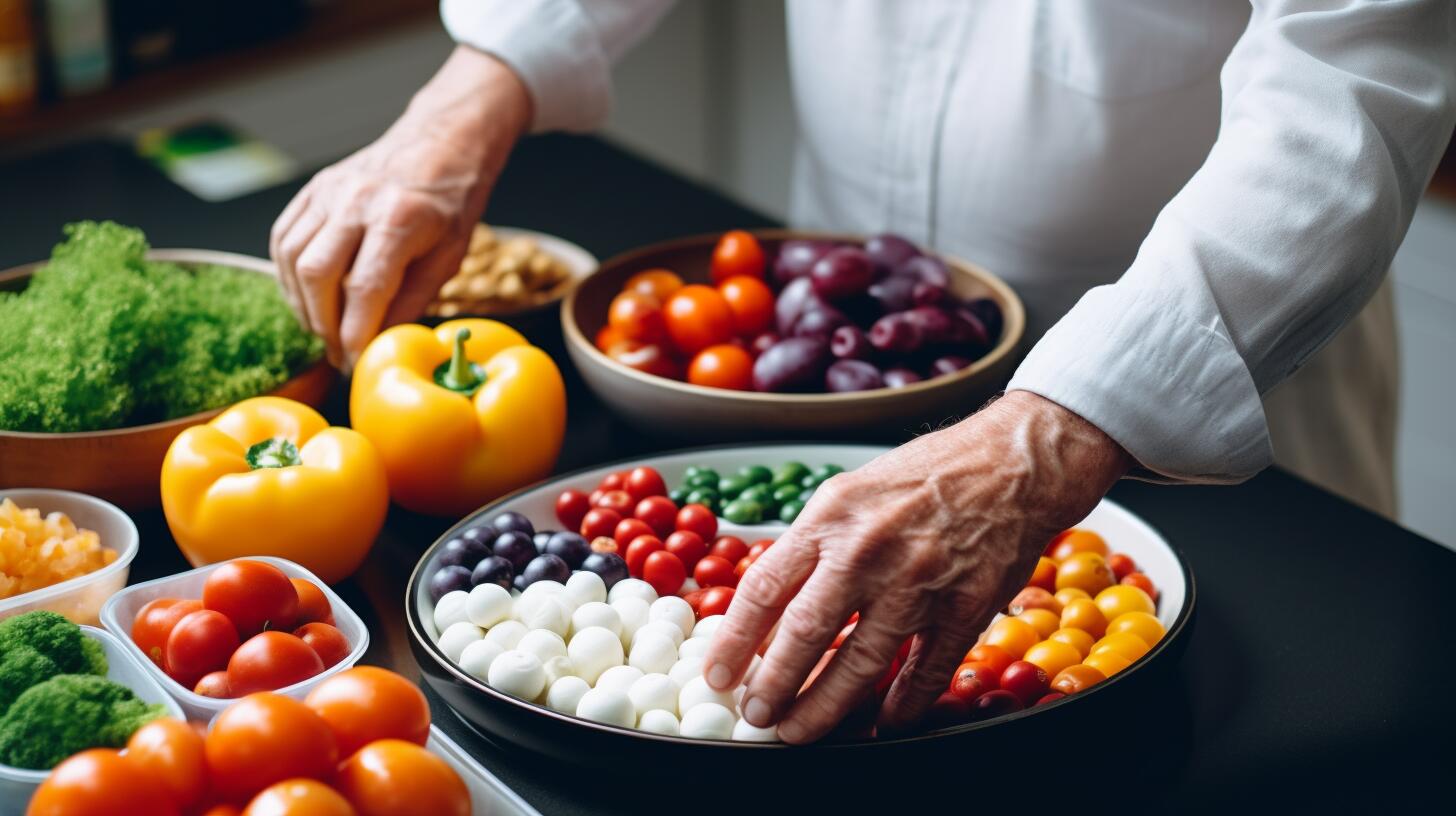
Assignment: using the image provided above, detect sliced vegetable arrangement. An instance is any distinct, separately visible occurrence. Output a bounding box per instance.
[596,230,1004,393]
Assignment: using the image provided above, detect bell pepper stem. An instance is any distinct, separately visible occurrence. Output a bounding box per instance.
[434,328,487,396]
[246,437,301,469]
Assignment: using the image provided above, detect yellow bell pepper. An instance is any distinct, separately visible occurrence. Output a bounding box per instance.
[349,319,566,517]
[160,396,389,583]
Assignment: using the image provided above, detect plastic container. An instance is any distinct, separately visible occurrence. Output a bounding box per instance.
[0,488,139,626]
[100,556,369,720]
[428,726,540,816]
[0,626,186,815]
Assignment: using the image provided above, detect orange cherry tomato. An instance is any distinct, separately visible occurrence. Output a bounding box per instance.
[965,644,1015,677]
[1091,631,1152,663]
[1022,639,1082,678]
[1007,586,1061,616]
[1053,587,1092,608]
[595,324,627,352]
[334,740,470,816]
[291,579,334,626]
[1048,627,1096,658]
[131,597,201,668]
[1106,611,1165,646]
[608,291,668,343]
[1059,598,1109,639]
[625,268,684,301]
[203,807,244,816]
[664,285,735,355]
[294,622,352,668]
[227,631,326,696]
[205,693,338,802]
[303,667,431,758]
[1083,649,1133,678]
[1028,556,1057,592]
[1015,609,1061,640]
[1050,528,1108,561]
[687,344,754,390]
[984,617,1039,659]
[1094,585,1156,622]
[604,339,683,379]
[1121,571,1160,601]
[1107,552,1137,581]
[243,779,356,816]
[717,275,774,336]
[1050,663,1106,695]
[125,718,207,809]
[27,749,179,816]
[710,229,766,283]
[194,670,232,698]
[1054,551,1115,595]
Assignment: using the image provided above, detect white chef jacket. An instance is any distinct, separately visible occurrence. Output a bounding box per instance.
[441,0,1456,501]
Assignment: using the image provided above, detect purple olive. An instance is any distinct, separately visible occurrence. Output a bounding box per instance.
[544,531,591,569]
[581,552,630,590]
[825,359,886,393]
[867,274,918,314]
[491,511,535,538]
[903,306,957,344]
[810,247,875,301]
[428,566,473,602]
[830,325,872,359]
[470,555,514,590]
[749,331,781,356]
[897,255,951,289]
[532,531,554,551]
[438,536,491,570]
[492,530,537,572]
[752,337,831,392]
[931,355,975,377]
[522,553,571,587]
[912,282,948,307]
[459,523,498,548]
[773,239,836,286]
[882,367,923,388]
[865,234,920,275]
[869,313,925,353]
[951,307,992,348]
[965,297,1004,343]
[775,277,817,335]
[792,306,850,341]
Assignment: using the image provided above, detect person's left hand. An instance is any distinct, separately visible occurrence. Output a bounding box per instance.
[702,390,1132,743]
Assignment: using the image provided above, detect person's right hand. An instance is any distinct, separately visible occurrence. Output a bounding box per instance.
[270,46,533,369]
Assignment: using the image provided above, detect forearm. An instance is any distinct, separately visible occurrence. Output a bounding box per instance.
[387,47,532,177]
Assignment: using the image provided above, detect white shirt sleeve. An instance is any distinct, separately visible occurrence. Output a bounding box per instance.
[440,0,676,133]
[1007,0,1456,484]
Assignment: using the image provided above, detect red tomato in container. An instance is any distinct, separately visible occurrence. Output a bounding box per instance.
[291,579,334,627]
[599,471,629,491]
[625,466,667,501]
[193,671,231,699]
[613,517,656,548]
[624,535,665,577]
[1122,571,1159,601]
[605,339,683,379]
[625,268,685,301]
[132,598,202,667]
[303,666,431,757]
[693,554,738,588]
[747,539,773,560]
[165,609,240,689]
[227,631,325,695]
[580,508,622,540]
[205,693,337,802]
[709,535,748,564]
[698,586,735,617]
[27,749,179,816]
[633,495,678,536]
[596,489,634,515]
[718,275,774,336]
[335,740,470,816]
[294,622,351,668]
[664,285,734,355]
[950,661,1000,702]
[999,660,1050,706]
[608,290,668,343]
[687,344,754,391]
[595,324,626,352]
[710,230,766,283]
[203,560,299,639]
[642,550,687,596]
[556,489,592,531]
[125,718,208,809]
[965,644,1015,678]
[676,504,718,540]
[1108,553,1137,580]
[664,530,707,572]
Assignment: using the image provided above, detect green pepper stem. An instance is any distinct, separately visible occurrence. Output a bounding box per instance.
[433,327,487,396]
[246,437,301,469]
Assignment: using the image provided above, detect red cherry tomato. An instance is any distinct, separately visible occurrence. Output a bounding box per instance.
[664,285,735,355]
[294,622,351,668]
[555,489,592,531]
[131,598,202,668]
[926,691,975,728]
[624,535,665,577]
[625,268,685,301]
[291,579,334,627]
[205,693,337,802]
[595,324,626,352]
[227,631,325,696]
[588,488,606,507]
[613,517,656,548]
[698,586,735,617]
[27,749,180,816]
[642,550,687,597]
[734,556,754,577]
[949,661,999,702]
[165,609,240,689]
[1036,691,1068,706]
[692,554,738,588]
[664,529,707,572]
[965,644,1015,678]
[633,495,678,537]
[682,588,707,615]
[607,290,668,343]
[624,466,667,501]
[596,489,634,515]
[709,535,749,564]
[1107,553,1137,581]
[1121,571,1159,601]
[126,717,208,809]
[579,507,622,540]
[203,560,299,639]
[718,275,774,336]
[972,689,1024,720]
[1028,556,1058,592]
[710,229,766,284]
[687,344,754,391]
[676,504,718,540]
[194,670,231,698]
[998,660,1050,706]
[599,471,629,491]
[747,539,773,560]
[605,339,683,379]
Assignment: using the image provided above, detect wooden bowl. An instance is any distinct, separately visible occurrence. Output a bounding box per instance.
[562,230,1026,440]
[0,249,335,509]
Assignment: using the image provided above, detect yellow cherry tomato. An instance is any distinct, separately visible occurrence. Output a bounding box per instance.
[1059,598,1108,639]
[984,617,1039,659]
[1023,639,1082,678]
[1051,663,1106,694]
[1048,627,1096,658]
[1053,587,1091,608]
[1095,585,1156,622]
[1055,552,1115,595]
[1092,631,1152,663]
[1084,649,1133,677]
[1106,611,1165,646]
[1050,529,1108,562]
[1014,609,1061,640]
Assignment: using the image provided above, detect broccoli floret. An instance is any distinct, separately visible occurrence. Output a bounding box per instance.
[0,611,107,713]
[0,674,166,769]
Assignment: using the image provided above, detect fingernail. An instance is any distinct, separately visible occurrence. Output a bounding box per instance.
[743,696,772,727]
[777,718,803,743]
[706,662,731,690]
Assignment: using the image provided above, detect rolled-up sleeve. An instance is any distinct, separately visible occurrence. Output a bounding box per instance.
[441,0,675,133]
[1008,0,1456,484]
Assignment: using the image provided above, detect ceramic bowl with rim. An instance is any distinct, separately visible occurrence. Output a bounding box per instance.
[562,230,1026,440]
[407,443,1194,778]
[0,249,335,509]
[431,226,598,320]
[0,488,139,626]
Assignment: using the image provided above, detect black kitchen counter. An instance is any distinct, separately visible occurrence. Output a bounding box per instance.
[2,135,1452,813]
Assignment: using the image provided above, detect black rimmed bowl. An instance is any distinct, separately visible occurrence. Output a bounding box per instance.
[407,443,1195,781]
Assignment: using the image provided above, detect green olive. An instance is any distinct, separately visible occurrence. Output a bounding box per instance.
[722,499,764,525]
[771,461,810,488]
[685,489,720,513]
[771,484,801,503]
[738,465,773,485]
[738,484,773,505]
[778,500,804,523]
[718,474,753,497]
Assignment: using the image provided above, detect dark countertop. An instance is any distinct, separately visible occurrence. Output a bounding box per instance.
[3,135,1454,813]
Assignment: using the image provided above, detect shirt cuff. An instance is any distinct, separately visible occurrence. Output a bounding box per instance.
[441,0,613,133]
[1006,284,1273,484]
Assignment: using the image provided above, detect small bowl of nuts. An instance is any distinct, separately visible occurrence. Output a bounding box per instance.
[427,224,597,319]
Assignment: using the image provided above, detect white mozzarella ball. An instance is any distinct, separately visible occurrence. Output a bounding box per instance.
[607,578,658,606]
[486,650,545,700]
[564,570,607,606]
[568,626,625,685]
[457,638,505,681]
[438,621,484,662]
[432,591,471,633]
[635,620,685,649]
[628,673,679,717]
[516,629,567,663]
[743,653,763,685]
[679,674,737,715]
[574,687,636,728]
[669,655,706,688]
[514,593,570,636]
[691,614,725,639]
[521,579,566,599]
[546,675,590,714]
[680,703,736,739]
[649,596,696,640]
[570,601,622,639]
[483,619,528,650]
[732,718,780,742]
[595,664,644,695]
[637,709,681,735]
[628,630,678,676]
[464,583,513,628]
[610,596,651,649]
[676,636,710,660]
[541,655,576,687]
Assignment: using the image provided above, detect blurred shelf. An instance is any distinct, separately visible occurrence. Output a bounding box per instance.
[0,0,436,145]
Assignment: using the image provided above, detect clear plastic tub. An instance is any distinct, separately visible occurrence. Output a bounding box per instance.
[100,556,369,721]
[0,626,186,816]
[0,489,139,626]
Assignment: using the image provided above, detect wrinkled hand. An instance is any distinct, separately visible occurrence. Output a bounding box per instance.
[270,47,531,368]
[703,390,1132,743]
